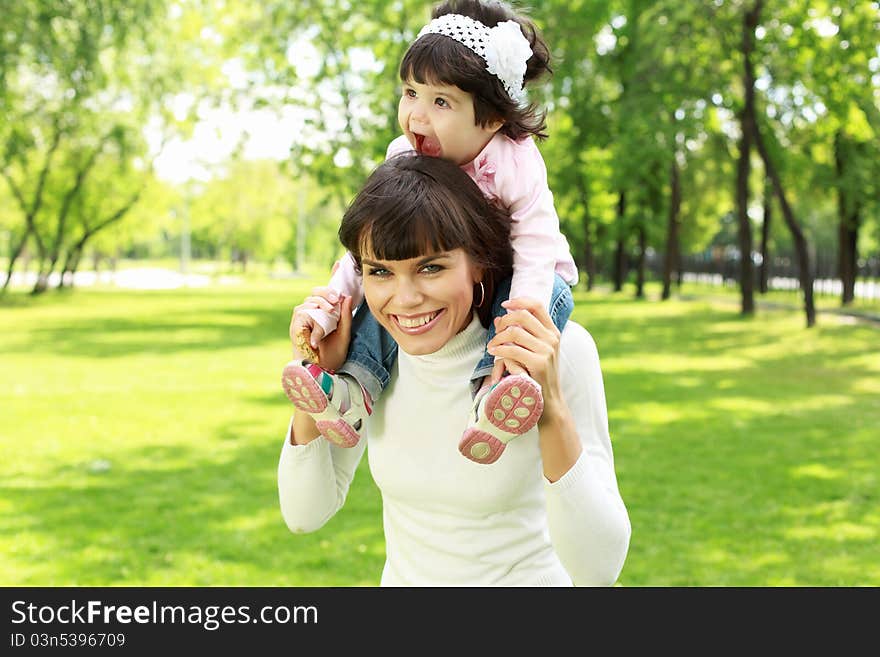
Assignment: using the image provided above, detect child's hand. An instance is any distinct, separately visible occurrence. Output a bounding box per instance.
[289,286,351,371]
[488,354,527,386]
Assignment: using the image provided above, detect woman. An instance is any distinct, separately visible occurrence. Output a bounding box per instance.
[278,153,630,586]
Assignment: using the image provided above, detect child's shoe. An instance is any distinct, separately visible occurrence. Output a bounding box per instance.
[281,361,371,448]
[458,373,544,464]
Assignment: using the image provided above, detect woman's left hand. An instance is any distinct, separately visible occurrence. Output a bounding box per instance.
[486,297,565,420]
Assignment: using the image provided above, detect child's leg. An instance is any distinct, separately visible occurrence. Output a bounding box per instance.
[459,275,574,464]
[336,301,398,405]
[282,302,397,448]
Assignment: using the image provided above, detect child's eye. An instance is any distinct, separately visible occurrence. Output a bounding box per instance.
[404,88,416,98]
[434,97,448,108]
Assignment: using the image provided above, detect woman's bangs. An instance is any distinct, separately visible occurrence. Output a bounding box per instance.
[358,184,466,262]
[364,210,460,263]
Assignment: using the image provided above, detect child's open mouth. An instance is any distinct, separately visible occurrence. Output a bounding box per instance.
[414,133,442,157]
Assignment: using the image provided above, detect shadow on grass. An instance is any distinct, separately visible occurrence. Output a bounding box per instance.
[3,286,878,585]
[573,297,880,585]
[1,432,384,586]
[5,288,302,359]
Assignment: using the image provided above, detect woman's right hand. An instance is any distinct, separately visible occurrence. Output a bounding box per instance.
[289,287,354,372]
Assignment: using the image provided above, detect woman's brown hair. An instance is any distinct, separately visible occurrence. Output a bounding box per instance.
[338,153,513,327]
[400,0,553,141]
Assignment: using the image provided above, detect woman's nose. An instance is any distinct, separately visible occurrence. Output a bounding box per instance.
[394,281,424,306]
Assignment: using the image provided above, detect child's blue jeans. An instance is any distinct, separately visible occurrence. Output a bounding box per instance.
[337,274,574,401]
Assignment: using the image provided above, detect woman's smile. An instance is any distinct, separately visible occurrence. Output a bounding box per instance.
[361,249,479,356]
[390,309,446,334]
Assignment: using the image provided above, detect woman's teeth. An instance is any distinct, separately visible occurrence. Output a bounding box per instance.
[396,312,438,328]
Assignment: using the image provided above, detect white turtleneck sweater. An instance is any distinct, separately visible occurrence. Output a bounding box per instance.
[278,315,630,586]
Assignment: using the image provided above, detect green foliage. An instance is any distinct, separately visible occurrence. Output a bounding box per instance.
[3,0,878,293]
[186,159,345,269]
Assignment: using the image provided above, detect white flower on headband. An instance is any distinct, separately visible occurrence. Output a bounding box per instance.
[416,14,533,103]
[484,21,531,103]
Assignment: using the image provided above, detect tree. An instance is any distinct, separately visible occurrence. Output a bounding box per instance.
[1,0,224,294]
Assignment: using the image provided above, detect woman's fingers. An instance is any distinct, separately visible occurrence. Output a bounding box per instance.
[308,324,326,349]
[488,343,543,376]
[493,308,555,346]
[501,297,557,331]
[486,297,562,388]
[488,322,547,355]
[503,358,528,376]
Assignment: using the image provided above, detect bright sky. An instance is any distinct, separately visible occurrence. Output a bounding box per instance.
[150,57,315,184]
[151,104,305,183]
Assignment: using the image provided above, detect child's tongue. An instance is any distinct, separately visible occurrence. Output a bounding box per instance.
[418,135,442,157]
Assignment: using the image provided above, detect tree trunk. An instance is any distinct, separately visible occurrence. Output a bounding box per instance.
[743,0,815,327]
[1,123,63,295]
[835,132,859,306]
[1,226,31,293]
[32,270,50,295]
[583,232,595,291]
[839,211,859,306]
[612,191,627,292]
[54,188,144,290]
[61,245,84,286]
[576,177,595,291]
[662,153,682,301]
[736,7,756,316]
[758,175,772,294]
[635,221,646,299]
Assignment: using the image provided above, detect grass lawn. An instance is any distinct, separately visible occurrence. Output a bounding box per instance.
[1,279,877,586]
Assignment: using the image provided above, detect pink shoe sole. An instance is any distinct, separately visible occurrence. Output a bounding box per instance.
[482,374,543,435]
[281,362,360,448]
[315,419,361,448]
[458,375,544,465]
[282,362,329,413]
[458,429,505,465]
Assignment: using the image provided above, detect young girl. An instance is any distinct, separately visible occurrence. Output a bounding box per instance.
[282,0,578,465]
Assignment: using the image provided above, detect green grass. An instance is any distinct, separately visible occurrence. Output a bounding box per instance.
[1,280,877,586]
[676,279,880,315]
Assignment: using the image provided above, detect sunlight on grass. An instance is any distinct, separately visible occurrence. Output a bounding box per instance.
[2,282,878,586]
[790,464,845,480]
[785,522,876,541]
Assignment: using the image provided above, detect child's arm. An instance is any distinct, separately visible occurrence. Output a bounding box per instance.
[502,140,578,308]
[300,253,363,340]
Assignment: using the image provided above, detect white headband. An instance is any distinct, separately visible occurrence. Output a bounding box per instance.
[416,14,532,103]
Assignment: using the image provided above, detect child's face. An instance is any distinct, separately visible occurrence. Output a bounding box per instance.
[398,78,503,166]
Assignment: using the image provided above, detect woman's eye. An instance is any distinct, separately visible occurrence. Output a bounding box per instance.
[368,267,390,277]
[420,264,443,274]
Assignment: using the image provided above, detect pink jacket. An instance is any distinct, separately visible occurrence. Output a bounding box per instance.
[306,133,578,335]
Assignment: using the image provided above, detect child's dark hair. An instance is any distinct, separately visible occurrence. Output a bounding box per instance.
[338,153,513,327]
[400,0,552,141]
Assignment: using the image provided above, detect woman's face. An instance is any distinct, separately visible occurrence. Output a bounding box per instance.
[361,246,481,356]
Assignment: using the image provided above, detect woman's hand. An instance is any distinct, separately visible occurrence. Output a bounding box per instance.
[486,297,565,422]
[487,296,580,481]
[289,287,354,372]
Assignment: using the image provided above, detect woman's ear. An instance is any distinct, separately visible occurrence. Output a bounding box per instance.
[470,262,485,285]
